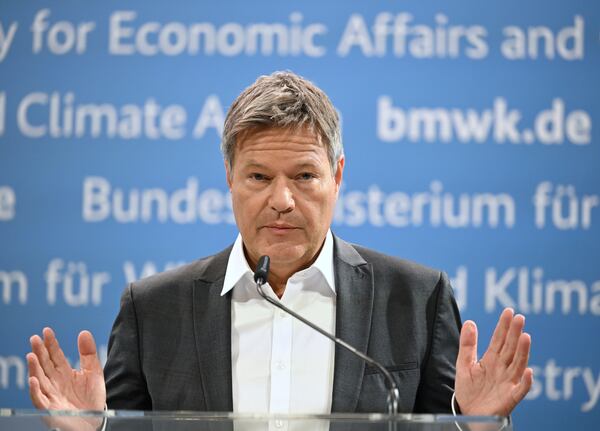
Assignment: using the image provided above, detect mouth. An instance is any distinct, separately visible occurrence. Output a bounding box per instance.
[263,224,299,234]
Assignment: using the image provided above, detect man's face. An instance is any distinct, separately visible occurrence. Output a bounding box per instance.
[226,126,344,276]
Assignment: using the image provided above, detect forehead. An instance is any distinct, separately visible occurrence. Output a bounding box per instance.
[234,126,327,164]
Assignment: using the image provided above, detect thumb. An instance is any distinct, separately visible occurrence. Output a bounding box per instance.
[457,320,478,371]
[78,330,102,374]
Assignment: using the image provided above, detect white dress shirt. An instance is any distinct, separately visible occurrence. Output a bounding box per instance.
[221,230,336,415]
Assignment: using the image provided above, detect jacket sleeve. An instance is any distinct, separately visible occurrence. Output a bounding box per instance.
[413,271,462,413]
[104,283,152,410]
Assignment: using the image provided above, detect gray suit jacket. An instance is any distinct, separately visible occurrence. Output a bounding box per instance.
[104,236,461,413]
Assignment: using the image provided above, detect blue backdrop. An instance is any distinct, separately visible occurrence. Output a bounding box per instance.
[1,1,599,429]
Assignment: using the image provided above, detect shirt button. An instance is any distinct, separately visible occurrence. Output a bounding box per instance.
[275,361,286,370]
[279,311,287,318]
[275,420,284,428]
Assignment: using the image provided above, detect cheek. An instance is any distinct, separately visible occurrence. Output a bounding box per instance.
[301,193,335,223]
[231,191,263,225]
[230,192,247,224]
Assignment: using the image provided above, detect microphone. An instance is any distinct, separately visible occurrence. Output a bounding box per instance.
[253,255,400,415]
[253,255,270,285]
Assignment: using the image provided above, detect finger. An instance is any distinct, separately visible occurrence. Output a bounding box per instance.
[43,327,72,373]
[508,332,531,382]
[28,376,50,409]
[500,314,525,366]
[487,308,514,354]
[30,335,57,379]
[457,320,478,371]
[511,367,534,403]
[26,353,54,395]
[78,331,102,374]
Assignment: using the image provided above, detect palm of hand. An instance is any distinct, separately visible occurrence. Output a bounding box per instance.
[45,368,106,410]
[27,328,106,411]
[455,309,533,416]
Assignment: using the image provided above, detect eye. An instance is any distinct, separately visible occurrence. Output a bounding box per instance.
[297,172,316,181]
[249,173,268,181]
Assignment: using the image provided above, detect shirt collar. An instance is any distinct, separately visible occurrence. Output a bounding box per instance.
[221,230,336,296]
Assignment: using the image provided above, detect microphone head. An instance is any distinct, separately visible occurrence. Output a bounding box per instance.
[253,255,270,284]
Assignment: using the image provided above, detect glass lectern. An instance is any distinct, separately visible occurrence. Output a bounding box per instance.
[0,409,511,431]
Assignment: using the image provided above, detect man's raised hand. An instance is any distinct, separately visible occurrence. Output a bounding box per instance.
[454,308,533,416]
[27,328,106,411]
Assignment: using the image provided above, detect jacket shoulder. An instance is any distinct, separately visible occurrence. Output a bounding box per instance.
[339,239,446,296]
[346,240,441,277]
[128,245,232,298]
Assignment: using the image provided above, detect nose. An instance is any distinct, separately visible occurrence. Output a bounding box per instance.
[269,178,295,214]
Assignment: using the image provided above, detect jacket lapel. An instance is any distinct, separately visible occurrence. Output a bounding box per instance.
[192,246,234,412]
[331,236,374,412]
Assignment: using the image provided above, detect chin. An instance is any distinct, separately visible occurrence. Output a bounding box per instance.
[263,244,310,267]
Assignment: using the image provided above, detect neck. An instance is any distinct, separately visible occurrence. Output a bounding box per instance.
[266,269,291,299]
[247,258,314,299]
[243,236,328,299]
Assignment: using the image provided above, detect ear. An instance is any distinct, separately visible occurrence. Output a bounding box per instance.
[333,156,345,194]
[224,160,233,190]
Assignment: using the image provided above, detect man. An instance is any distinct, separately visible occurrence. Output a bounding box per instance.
[27,71,532,416]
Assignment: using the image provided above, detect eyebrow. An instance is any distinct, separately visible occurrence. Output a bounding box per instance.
[295,162,322,170]
[242,161,322,170]
[242,162,270,170]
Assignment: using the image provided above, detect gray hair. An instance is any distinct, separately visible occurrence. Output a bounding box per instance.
[221,71,343,173]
